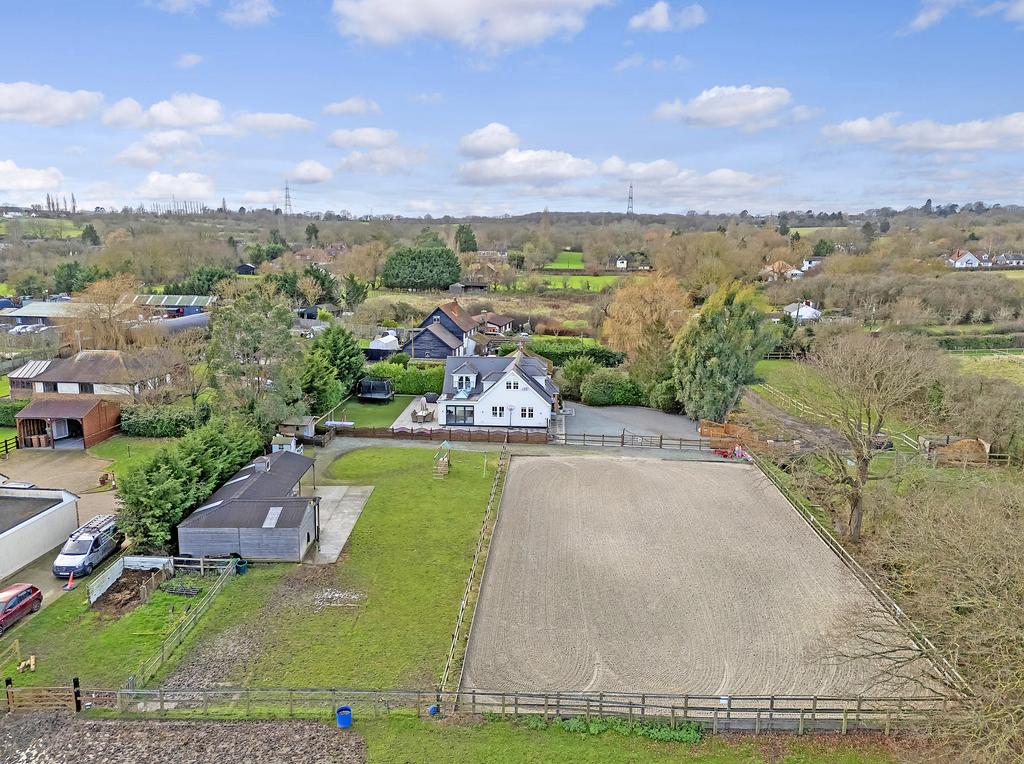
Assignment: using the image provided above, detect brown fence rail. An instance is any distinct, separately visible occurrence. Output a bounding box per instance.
[557,432,709,450]
[337,426,548,444]
[90,686,950,734]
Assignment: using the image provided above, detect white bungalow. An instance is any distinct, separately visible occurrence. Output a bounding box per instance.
[437,350,559,428]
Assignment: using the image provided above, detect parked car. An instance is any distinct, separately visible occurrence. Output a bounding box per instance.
[0,583,42,636]
[52,514,122,578]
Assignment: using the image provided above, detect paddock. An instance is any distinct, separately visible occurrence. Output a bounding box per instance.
[461,455,906,697]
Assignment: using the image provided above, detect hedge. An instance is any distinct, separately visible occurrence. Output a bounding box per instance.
[497,339,625,367]
[120,401,212,438]
[936,334,1021,350]
[0,399,29,427]
[364,360,445,395]
[580,369,644,407]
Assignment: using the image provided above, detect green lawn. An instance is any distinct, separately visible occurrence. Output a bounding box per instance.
[359,716,904,764]
[789,226,849,237]
[88,435,175,477]
[543,251,585,270]
[337,395,414,428]
[0,282,11,296]
[244,447,496,687]
[0,375,9,397]
[0,426,16,441]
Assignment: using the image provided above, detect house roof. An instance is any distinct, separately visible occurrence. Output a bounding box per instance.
[179,450,315,530]
[8,359,53,379]
[473,312,513,326]
[413,322,462,350]
[441,350,558,403]
[949,249,978,263]
[15,397,104,420]
[5,301,90,319]
[133,294,216,308]
[33,349,176,385]
[178,497,313,529]
[436,301,480,333]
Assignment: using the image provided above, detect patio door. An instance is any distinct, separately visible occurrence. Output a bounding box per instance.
[446,405,474,425]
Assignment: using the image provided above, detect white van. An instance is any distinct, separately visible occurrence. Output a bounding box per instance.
[52,515,122,578]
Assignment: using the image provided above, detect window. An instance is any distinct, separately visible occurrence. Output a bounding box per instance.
[446,405,474,425]
[491,406,505,418]
[505,380,519,390]
[456,375,472,390]
[79,383,94,394]
[432,315,441,323]
[41,382,57,393]
[520,407,534,419]
[11,379,30,390]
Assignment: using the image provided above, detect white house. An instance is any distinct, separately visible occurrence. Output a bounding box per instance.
[615,256,629,270]
[436,350,559,428]
[947,250,981,268]
[801,257,825,271]
[783,301,822,322]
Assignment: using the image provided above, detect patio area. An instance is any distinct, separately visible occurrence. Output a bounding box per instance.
[389,397,438,430]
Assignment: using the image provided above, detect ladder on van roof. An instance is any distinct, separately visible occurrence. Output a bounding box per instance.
[68,514,116,540]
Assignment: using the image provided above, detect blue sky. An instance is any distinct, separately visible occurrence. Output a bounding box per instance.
[1,0,1023,216]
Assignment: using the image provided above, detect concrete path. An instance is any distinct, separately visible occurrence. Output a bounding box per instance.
[312,485,373,564]
[0,544,66,611]
[562,404,702,439]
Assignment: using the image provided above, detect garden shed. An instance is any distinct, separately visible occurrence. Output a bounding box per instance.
[177,451,319,561]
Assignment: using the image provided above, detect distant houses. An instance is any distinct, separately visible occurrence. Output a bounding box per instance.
[946,249,1024,269]
[400,300,483,360]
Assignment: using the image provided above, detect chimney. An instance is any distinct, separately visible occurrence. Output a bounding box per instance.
[254,456,270,473]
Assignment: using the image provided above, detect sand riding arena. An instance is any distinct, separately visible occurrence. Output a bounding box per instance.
[461,454,903,698]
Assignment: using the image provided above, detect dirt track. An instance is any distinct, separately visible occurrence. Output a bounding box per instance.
[461,455,898,697]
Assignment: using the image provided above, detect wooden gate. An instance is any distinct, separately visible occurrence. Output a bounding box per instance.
[622,430,660,448]
[4,684,77,713]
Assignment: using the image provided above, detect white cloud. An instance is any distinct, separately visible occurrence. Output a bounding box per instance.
[459,123,520,157]
[0,160,63,192]
[411,92,444,104]
[115,130,202,168]
[0,82,103,126]
[654,85,795,129]
[235,112,314,133]
[459,147,597,185]
[629,1,705,32]
[614,53,689,72]
[328,127,398,148]
[151,0,209,13]
[176,52,203,69]
[822,112,1024,151]
[907,0,1024,31]
[221,0,278,26]
[337,146,427,174]
[103,93,224,129]
[324,96,381,116]
[135,171,214,199]
[600,155,773,204]
[241,189,281,206]
[65,145,88,156]
[331,0,609,52]
[291,159,333,184]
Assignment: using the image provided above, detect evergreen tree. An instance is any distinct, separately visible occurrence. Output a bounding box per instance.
[80,223,101,246]
[341,273,368,310]
[672,282,779,422]
[311,323,365,392]
[301,347,344,415]
[455,223,478,252]
[380,246,460,290]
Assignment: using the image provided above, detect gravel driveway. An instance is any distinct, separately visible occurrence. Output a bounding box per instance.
[562,404,702,439]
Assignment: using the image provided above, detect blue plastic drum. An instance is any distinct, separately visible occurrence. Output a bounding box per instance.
[336,705,352,728]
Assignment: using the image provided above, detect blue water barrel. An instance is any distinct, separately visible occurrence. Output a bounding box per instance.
[235,559,249,575]
[428,704,440,716]
[336,705,352,728]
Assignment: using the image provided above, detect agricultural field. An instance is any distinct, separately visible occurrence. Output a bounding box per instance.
[462,454,902,696]
[543,251,584,270]
[789,226,849,238]
[538,274,620,291]
[998,270,1024,280]
[0,217,84,239]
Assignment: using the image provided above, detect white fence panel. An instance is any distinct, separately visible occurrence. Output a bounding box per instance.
[87,557,125,604]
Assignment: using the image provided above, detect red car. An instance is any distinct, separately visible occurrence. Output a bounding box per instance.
[0,583,42,637]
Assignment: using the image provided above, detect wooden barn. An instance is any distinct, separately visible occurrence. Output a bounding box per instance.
[16,397,121,449]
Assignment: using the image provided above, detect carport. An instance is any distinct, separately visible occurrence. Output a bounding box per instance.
[16,398,121,449]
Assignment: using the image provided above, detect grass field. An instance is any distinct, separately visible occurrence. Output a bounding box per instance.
[0,218,84,239]
[361,715,905,763]
[0,283,10,296]
[336,395,414,428]
[999,270,1024,280]
[233,446,497,687]
[88,435,175,477]
[789,226,849,237]
[0,375,9,397]
[543,251,584,270]
[959,353,1024,384]
[539,274,620,291]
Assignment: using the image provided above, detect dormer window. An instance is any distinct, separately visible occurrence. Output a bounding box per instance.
[456,374,472,390]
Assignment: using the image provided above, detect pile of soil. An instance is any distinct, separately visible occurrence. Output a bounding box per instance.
[0,712,366,764]
[92,570,157,617]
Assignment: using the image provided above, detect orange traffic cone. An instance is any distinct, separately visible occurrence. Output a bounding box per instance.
[64,570,76,591]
